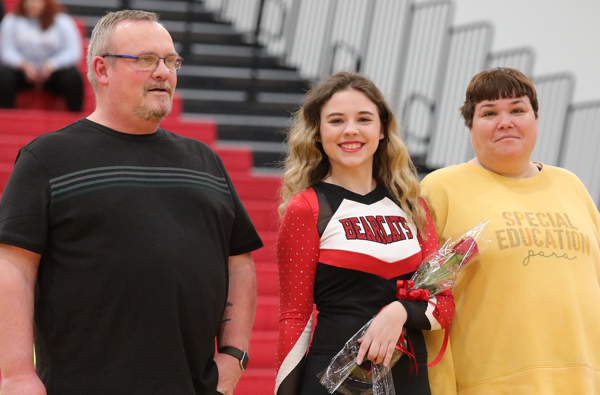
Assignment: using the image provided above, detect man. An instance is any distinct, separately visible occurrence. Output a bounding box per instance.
[0,10,263,395]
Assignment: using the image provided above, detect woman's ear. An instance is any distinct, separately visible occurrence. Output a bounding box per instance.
[315,133,321,143]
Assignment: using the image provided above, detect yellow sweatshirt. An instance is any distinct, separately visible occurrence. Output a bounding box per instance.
[421,163,600,395]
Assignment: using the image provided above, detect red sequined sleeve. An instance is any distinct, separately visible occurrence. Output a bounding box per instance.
[418,199,454,330]
[275,192,321,394]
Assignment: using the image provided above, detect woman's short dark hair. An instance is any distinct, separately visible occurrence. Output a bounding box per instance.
[460,67,538,128]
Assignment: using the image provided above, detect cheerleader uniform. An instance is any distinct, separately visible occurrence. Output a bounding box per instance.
[276,183,454,395]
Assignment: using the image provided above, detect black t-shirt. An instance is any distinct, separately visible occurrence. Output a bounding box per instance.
[0,119,263,394]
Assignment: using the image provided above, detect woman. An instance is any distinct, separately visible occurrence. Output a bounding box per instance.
[275,72,454,395]
[0,0,83,111]
[422,67,600,394]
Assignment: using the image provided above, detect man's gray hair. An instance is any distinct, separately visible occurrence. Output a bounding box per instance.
[87,10,160,91]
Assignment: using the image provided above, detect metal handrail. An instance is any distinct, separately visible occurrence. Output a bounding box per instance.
[486,46,536,75]
[248,0,267,103]
[392,0,454,112]
[181,0,201,58]
[328,41,363,75]
[558,100,600,205]
[540,72,576,167]
[217,0,230,21]
[401,93,436,143]
[259,0,287,41]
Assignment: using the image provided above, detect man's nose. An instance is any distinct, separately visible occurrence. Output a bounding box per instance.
[152,59,171,79]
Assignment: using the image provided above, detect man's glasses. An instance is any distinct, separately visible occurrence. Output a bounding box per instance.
[102,54,184,71]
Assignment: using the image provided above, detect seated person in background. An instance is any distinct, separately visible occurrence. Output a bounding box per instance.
[0,0,83,112]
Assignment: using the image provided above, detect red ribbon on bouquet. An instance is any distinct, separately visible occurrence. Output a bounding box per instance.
[396,280,430,301]
[396,280,449,368]
[395,330,418,375]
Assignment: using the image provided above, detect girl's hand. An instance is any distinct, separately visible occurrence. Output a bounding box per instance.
[356,302,407,367]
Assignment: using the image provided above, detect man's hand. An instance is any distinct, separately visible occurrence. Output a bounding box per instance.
[356,302,408,367]
[0,371,46,395]
[214,352,242,395]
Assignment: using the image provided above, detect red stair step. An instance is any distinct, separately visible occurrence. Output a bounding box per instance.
[256,262,278,296]
[159,116,216,144]
[0,110,80,136]
[248,330,277,369]
[254,296,278,332]
[253,231,277,264]
[0,136,39,164]
[213,146,253,173]
[231,174,281,201]
[235,368,275,395]
[0,163,12,191]
[0,134,39,145]
[252,243,277,264]
[243,200,280,232]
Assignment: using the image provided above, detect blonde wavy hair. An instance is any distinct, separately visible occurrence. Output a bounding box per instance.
[279,71,431,236]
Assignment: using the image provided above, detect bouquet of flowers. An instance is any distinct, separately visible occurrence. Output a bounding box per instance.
[318,220,491,395]
[409,220,491,297]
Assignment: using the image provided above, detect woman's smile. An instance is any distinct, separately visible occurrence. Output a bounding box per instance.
[339,141,365,151]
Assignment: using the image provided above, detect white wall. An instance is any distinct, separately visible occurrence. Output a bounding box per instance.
[450,0,600,103]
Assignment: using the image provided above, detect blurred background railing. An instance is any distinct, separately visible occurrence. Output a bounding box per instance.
[195,0,600,205]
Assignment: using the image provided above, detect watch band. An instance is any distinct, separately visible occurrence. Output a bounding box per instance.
[218,346,249,371]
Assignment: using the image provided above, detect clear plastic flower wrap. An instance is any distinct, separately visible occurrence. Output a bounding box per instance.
[409,220,492,296]
[317,317,404,395]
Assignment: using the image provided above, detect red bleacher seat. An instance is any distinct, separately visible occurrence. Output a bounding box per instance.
[3,0,18,12]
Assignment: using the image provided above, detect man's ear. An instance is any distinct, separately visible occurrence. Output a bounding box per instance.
[91,56,110,86]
